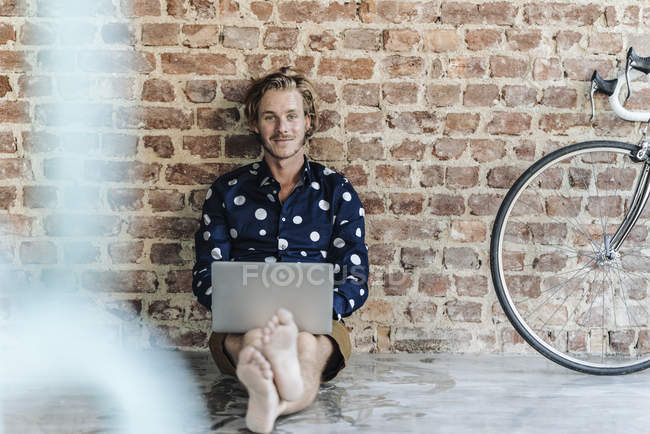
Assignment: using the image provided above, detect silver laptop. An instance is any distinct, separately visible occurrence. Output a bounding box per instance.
[211,262,333,334]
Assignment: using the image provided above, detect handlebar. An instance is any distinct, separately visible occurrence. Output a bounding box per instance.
[626,47,650,101]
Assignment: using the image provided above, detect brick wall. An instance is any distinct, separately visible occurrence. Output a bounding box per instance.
[1,0,649,352]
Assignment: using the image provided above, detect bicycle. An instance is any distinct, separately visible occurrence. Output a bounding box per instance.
[490,47,650,375]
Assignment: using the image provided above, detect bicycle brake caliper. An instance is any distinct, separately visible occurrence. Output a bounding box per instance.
[635,123,650,161]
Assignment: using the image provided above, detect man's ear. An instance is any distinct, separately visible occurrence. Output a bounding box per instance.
[305,114,312,133]
[250,121,259,134]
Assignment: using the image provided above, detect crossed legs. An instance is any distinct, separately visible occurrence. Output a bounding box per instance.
[223,309,334,433]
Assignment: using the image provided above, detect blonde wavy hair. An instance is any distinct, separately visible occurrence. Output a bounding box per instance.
[244,67,319,138]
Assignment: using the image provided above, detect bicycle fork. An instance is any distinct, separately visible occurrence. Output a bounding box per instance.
[606,158,650,257]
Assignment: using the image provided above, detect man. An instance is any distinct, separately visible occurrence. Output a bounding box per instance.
[192,68,369,433]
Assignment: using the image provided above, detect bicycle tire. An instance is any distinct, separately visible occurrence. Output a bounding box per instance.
[491,140,650,375]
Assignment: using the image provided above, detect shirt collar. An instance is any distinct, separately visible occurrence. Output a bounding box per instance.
[257,155,315,188]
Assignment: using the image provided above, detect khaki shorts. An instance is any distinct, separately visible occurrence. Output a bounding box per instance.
[208,320,351,383]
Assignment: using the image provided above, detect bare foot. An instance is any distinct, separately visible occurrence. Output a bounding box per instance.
[261,308,304,401]
[236,346,286,434]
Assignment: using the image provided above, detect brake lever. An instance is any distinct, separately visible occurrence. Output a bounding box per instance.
[590,70,617,122]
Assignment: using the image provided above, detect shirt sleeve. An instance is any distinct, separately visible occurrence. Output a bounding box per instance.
[327,181,369,320]
[192,184,231,310]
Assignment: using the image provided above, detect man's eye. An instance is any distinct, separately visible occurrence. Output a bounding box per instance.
[264,116,274,121]
[287,114,297,120]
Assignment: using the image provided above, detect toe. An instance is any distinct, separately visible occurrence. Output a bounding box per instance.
[238,346,256,365]
[276,308,293,325]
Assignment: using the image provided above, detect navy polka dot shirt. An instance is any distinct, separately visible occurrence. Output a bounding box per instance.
[192,156,369,321]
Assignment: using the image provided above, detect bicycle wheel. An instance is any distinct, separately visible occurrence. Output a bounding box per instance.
[491,140,650,375]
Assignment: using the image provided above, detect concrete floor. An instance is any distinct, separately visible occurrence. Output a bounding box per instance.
[4,352,650,433]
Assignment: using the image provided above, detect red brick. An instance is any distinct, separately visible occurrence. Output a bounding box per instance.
[427,84,460,107]
[0,0,26,15]
[542,86,577,108]
[388,111,439,134]
[401,247,435,269]
[623,5,639,25]
[219,0,238,17]
[314,82,337,103]
[470,139,506,163]
[375,164,411,188]
[107,188,145,211]
[82,270,158,293]
[588,32,623,55]
[85,161,160,183]
[539,112,590,134]
[223,26,258,50]
[18,76,51,98]
[359,1,438,24]
[463,84,498,107]
[0,23,14,45]
[441,1,480,24]
[166,163,235,185]
[391,139,425,160]
[23,186,56,208]
[148,299,185,320]
[77,50,154,73]
[150,326,207,348]
[309,30,336,51]
[183,135,220,158]
[430,194,464,215]
[384,271,413,296]
[487,166,525,189]
[116,107,193,130]
[447,166,479,188]
[263,26,298,49]
[63,242,100,265]
[348,137,383,161]
[383,82,418,105]
[345,112,383,134]
[479,1,518,24]
[183,79,217,103]
[366,217,444,242]
[420,165,443,187]
[189,189,207,211]
[445,300,481,322]
[186,0,215,17]
[506,30,542,51]
[102,133,138,157]
[455,275,488,297]
[487,112,532,135]
[555,30,582,52]
[343,29,381,51]
[127,216,197,239]
[418,273,449,296]
[533,57,563,81]
[381,55,423,78]
[197,107,240,131]
[564,58,613,81]
[0,101,28,123]
[19,241,56,264]
[109,241,144,264]
[465,29,502,50]
[502,85,537,107]
[451,220,485,242]
[182,24,220,48]
[423,29,460,52]
[343,83,380,106]
[142,23,178,45]
[166,269,192,293]
[278,1,356,23]
[121,0,161,16]
[444,112,480,135]
[468,193,502,216]
[251,1,273,20]
[0,157,30,179]
[443,247,479,270]
[144,135,174,158]
[150,243,184,265]
[0,131,14,153]
[384,29,420,51]
[523,3,601,26]
[434,138,466,160]
[225,135,260,159]
[319,57,375,79]
[309,138,345,161]
[448,56,486,78]
[491,56,528,78]
[390,193,424,215]
[357,191,384,214]
[0,186,15,209]
[161,53,235,75]
[44,214,120,237]
[0,50,30,72]
[316,109,340,133]
[142,78,175,102]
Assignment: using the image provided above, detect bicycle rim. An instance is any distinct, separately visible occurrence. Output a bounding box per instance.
[491,141,650,374]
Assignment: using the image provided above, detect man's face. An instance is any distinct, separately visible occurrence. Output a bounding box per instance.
[253,89,311,162]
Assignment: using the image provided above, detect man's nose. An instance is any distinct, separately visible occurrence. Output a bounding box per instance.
[276,118,289,133]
